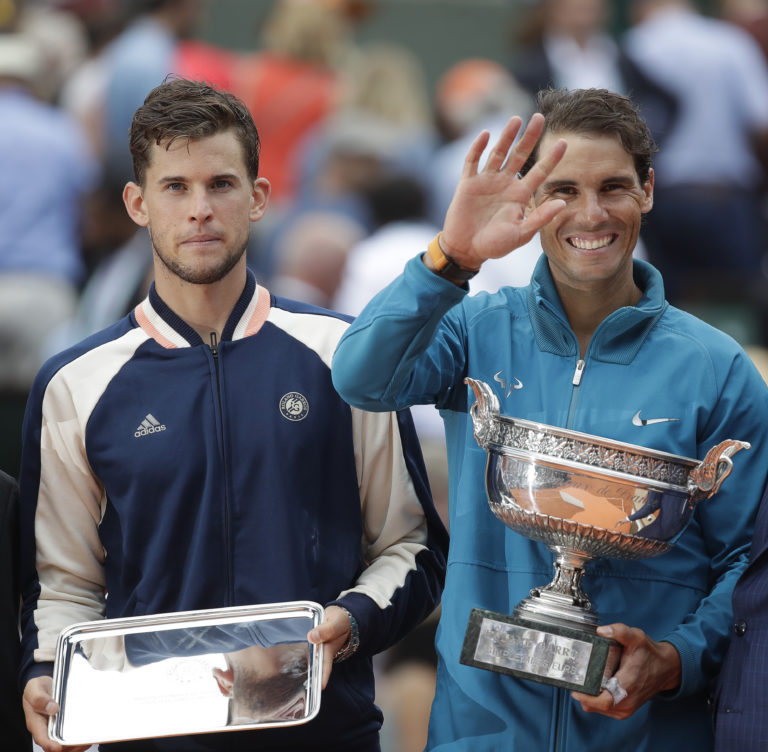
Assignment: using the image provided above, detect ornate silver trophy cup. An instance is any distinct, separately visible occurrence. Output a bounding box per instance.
[459,378,750,695]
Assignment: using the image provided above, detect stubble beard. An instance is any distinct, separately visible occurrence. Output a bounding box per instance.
[151,230,248,285]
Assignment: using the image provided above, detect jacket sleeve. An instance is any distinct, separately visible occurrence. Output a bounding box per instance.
[329,404,449,657]
[660,345,768,699]
[18,363,108,688]
[332,253,470,413]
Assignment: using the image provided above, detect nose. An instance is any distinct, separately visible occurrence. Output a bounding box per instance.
[578,191,608,224]
[189,189,213,223]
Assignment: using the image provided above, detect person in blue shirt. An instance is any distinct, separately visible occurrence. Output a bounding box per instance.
[332,87,768,751]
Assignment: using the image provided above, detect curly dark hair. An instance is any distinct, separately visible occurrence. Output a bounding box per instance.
[520,87,656,184]
[129,76,260,185]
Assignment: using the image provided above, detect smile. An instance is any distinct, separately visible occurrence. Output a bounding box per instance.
[567,234,617,250]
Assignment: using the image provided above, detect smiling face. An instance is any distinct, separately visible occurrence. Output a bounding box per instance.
[123,129,269,288]
[533,130,654,296]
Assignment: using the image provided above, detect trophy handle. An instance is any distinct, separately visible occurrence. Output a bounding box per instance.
[687,439,751,504]
[465,378,500,448]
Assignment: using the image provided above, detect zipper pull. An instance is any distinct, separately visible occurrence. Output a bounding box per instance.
[209,332,218,358]
[572,359,585,386]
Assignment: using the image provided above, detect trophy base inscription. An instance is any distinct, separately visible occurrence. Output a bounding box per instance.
[460,608,613,695]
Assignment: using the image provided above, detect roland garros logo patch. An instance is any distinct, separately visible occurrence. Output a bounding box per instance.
[279,392,309,421]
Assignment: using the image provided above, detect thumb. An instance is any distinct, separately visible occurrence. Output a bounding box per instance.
[307,605,351,645]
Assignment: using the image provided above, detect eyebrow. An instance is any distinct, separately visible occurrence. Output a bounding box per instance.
[541,174,636,191]
[156,172,241,185]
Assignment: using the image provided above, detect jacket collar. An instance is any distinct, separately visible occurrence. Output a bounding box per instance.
[134,270,272,348]
[525,254,667,364]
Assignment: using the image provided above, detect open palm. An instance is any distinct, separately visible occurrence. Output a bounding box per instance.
[440,113,567,268]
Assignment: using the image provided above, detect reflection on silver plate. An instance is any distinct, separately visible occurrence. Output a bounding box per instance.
[49,600,324,745]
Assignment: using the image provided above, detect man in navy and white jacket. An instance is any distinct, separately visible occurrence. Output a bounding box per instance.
[332,88,768,751]
[18,77,448,752]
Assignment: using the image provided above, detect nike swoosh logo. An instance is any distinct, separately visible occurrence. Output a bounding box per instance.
[632,411,680,427]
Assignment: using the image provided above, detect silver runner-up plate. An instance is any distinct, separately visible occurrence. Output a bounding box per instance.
[49,600,324,745]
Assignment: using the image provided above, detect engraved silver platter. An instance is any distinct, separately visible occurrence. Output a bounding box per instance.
[466,377,750,631]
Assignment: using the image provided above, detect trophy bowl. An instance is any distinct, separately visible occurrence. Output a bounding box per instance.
[460,377,749,694]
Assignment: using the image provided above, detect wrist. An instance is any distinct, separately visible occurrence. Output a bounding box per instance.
[424,233,481,285]
[657,641,682,693]
[333,607,360,663]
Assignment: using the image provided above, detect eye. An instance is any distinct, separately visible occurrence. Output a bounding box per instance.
[166,182,184,192]
[212,179,233,190]
[551,185,576,197]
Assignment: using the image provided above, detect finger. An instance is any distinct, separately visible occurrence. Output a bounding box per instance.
[500,112,546,175]
[520,198,565,238]
[597,622,642,648]
[571,687,616,714]
[481,116,523,172]
[460,130,492,178]
[321,649,334,689]
[25,710,61,752]
[517,136,567,193]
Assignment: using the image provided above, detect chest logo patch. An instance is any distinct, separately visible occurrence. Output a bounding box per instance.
[632,410,680,427]
[134,413,166,437]
[280,392,309,422]
[493,370,523,397]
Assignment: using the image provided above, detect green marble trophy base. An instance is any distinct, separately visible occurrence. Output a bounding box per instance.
[460,608,613,695]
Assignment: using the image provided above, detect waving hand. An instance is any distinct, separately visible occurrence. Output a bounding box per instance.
[439,113,567,269]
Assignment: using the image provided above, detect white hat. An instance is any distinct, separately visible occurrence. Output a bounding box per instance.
[0,33,43,81]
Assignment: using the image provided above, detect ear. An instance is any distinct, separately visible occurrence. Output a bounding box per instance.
[123,182,149,227]
[212,666,234,697]
[249,177,271,223]
[640,168,654,214]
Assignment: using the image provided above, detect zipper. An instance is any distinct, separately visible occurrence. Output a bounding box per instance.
[554,686,566,751]
[572,359,585,386]
[209,332,233,605]
[566,358,586,429]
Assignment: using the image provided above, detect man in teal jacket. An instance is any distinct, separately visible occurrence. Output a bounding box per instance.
[332,87,768,750]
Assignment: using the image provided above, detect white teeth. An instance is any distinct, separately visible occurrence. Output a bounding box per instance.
[570,236,613,250]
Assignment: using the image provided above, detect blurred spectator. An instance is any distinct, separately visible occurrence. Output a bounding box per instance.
[100,0,208,182]
[259,39,437,284]
[16,0,90,102]
[623,0,768,309]
[229,0,348,206]
[45,176,154,356]
[334,174,441,317]
[58,1,129,159]
[720,0,768,62]
[511,0,678,148]
[0,31,97,477]
[270,210,366,308]
[298,40,438,204]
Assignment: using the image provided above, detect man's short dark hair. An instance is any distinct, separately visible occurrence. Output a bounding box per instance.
[521,87,656,184]
[129,76,260,185]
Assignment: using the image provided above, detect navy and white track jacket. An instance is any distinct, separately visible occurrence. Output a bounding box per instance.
[19,270,448,750]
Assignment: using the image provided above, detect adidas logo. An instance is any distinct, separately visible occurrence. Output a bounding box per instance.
[134,413,167,438]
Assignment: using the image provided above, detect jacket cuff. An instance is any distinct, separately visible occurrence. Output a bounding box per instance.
[327,592,378,659]
[22,660,54,689]
[657,633,699,700]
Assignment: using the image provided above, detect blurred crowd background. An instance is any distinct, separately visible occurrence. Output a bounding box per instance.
[3,1,768,750]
